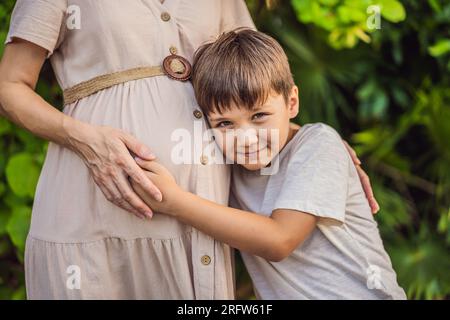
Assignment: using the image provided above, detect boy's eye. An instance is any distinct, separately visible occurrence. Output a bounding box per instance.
[252,112,270,120]
[216,121,233,128]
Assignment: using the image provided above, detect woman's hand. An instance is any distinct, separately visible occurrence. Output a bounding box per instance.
[342,140,380,214]
[68,123,163,219]
[131,158,182,215]
[0,39,161,219]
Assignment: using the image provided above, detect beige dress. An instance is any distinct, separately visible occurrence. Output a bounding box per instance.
[5,0,254,299]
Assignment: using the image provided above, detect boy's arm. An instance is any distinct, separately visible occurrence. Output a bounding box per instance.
[132,159,317,262]
[172,192,317,262]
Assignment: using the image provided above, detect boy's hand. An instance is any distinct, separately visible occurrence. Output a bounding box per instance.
[130,158,182,216]
[342,140,380,214]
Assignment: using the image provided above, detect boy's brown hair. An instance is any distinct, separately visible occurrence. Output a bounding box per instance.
[192,28,295,115]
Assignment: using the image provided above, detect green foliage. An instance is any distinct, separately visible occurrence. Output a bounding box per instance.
[0,0,57,300]
[0,114,44,299]
[6,205,31,256]
[246,0,450,299]
[6,153,40,198]
[291,0,406,48]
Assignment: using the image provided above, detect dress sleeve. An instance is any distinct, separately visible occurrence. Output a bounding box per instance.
[220,0,256,33]
[5,0,68,58]
[273,124,351,224]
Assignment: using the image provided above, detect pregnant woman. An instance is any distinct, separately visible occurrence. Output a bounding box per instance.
[0,0,378,299]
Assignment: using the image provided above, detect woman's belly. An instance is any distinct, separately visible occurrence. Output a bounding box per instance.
[29,77,230,242]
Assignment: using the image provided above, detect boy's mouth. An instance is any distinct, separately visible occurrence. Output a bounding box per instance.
[236,146,268,157]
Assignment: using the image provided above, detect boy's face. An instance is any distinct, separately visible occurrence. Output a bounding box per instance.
[208,86,299,171]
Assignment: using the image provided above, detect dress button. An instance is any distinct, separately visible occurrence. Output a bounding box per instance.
[201,255,211,265]
[193,109,203,119]
[200,155,209,165]
[169,46,178,55]
[161,12,171,22]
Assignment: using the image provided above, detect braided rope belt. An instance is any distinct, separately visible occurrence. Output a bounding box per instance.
[63,54,192,105]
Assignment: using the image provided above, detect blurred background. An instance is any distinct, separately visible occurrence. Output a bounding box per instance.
[0,0,449,300]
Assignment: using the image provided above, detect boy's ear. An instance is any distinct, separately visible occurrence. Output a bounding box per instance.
[288,85,299,119]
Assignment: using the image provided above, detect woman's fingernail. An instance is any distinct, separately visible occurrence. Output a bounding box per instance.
[145,211,153,219]
[143,151,155,159]
[154,192,163,202]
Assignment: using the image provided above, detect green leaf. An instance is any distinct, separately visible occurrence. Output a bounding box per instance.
[6,205,31,254]
[427,0,442,13]
[11,285,26,300]
[6,153,40,198]
[337,5,366,23]
[373,182,411,231]
[319,0,339,6]
[0,31,6,57]
[388,232,450,299]
[378,0,406,22]
[437,208,449,234]
[371,91,389,117]
[428,39,450,57]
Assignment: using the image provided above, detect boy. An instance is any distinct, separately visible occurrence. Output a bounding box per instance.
[132,29,406,299]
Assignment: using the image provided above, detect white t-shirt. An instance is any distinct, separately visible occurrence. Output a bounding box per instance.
[230,123,407,300]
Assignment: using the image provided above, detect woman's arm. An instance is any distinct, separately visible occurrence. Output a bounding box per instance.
[132,159,318,262]
[0,39,162,219]
[0,40,74,145]
[342,140,379,214]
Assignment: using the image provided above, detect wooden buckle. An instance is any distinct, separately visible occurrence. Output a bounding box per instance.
[162,54,192,82]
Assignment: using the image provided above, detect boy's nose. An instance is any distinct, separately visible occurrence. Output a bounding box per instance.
[236,128,259,149]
